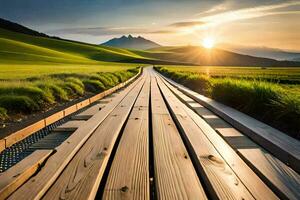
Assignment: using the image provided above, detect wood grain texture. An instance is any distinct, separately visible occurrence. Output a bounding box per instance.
[42,77,146,200]
[159,73,299,200]
[150,74,207,200]
[160,74,300,173]
[156,76,272,200]
[0,150,52,199]
[9,75,144,200]
[239,148,300,200]
[103,76,150,200]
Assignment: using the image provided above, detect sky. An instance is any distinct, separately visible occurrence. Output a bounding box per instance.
[0,0,299,51]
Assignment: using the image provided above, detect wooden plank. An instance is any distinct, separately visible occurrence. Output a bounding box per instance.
[76,99,90,110]
[77,103,106,116]
[45,111,64,126]
[156,76,278,200]
[9,75,144,200]
[4,120,45,148]
[0,150,52,199]
[159,74,299,200]
[0,139,5,152]
[239,148,300,200]
[63,105,78,116]
[159,73,300,173]
[53,120,86,132]
[42,77,146,200]
[71,115,92,120]
[89,93,104,103]
[150,75,207,200]
[217,128,300,200]
[103,77,150,200]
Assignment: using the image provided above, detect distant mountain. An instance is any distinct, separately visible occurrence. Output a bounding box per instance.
[145,46,300,67]
[220,44,300,61]
[0,18,51,38]
[290,57,300,62]
[101,35,161,50]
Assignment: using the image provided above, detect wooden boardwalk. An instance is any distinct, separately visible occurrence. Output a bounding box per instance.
[0,67,299,200]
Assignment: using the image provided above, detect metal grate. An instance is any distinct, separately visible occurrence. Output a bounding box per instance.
[0,120,66,172]
[0,107,87,172]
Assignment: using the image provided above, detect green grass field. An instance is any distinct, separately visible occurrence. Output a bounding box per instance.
[155,66,300,139]
[0,67,139,120]
[0,28,145,120]
[0,63,139,80]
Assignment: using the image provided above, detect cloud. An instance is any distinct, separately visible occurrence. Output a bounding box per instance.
[201,3,228,14]
[49,26,174,36]
[200,1,300,25]
[169,21,205,27]
[150,30,175,34]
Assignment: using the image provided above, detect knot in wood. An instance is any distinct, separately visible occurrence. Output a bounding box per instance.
[120,186,129,192]
[97,149,108,159]
[208,155,223,165]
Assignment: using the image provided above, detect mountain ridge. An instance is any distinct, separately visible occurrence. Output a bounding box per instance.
[220,43,300,61]
[101,35,161,50]
[0,18,54,38]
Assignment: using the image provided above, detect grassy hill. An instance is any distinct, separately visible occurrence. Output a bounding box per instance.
[0,25,146,120]
[0,27,153,80]
[144,46,300,67]
[0,28,149,65]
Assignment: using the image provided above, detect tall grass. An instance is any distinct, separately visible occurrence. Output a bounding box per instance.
[0,107,8,120]
[156,66,300,139]
[0,67,139,118]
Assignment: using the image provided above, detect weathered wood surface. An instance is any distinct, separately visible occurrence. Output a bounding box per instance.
[42,76,146,200]
[0,150,52,199]
[150,74,207,200]
[159,72,300,174]
[8,75,144,200]
[158,72,300,200]
[103,76,151,200]
[156,76,278,200]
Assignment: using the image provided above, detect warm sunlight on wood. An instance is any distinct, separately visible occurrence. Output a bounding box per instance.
[202,37,215,49]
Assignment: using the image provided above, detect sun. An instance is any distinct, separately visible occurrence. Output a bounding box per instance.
[202,37,215,49]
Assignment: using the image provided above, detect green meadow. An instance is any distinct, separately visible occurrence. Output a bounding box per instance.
[155,66,300,139]
[0,28,145,120]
